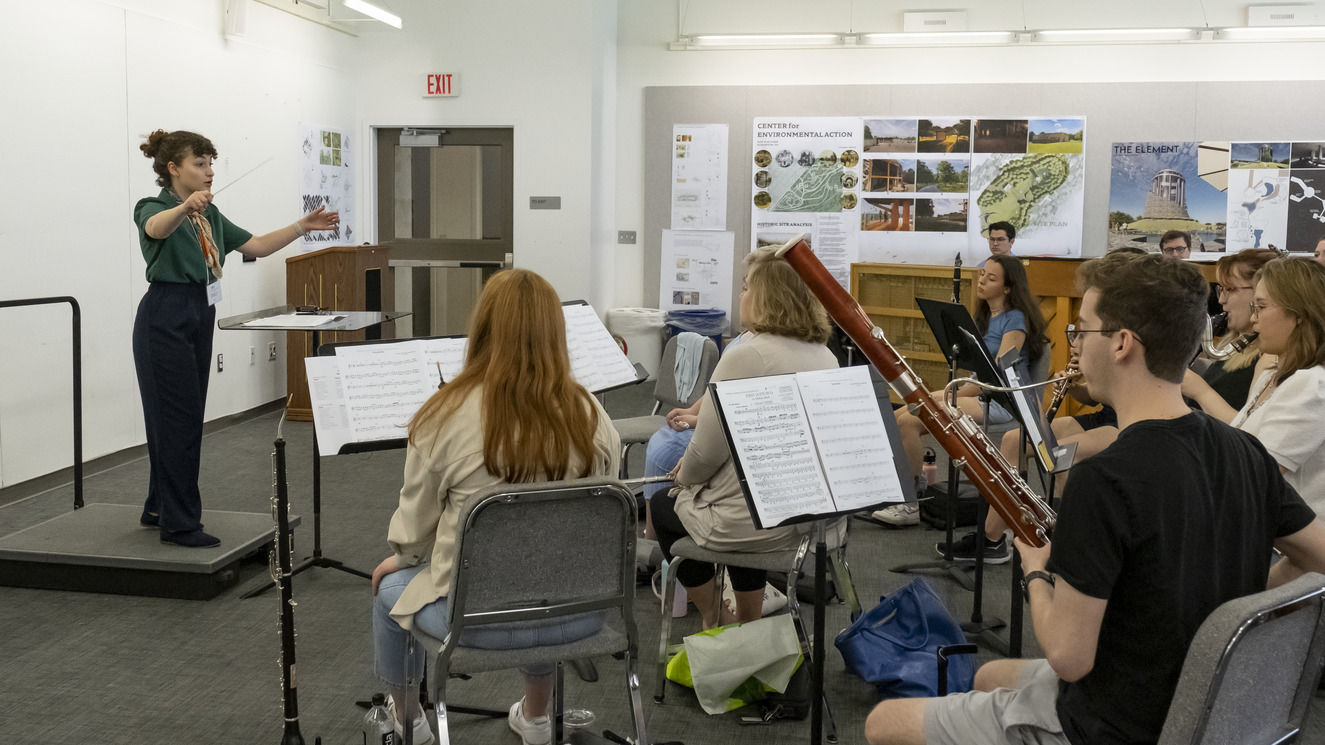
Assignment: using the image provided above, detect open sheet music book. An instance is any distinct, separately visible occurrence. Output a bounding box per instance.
[304,302,639,456]
[708,365,906,530]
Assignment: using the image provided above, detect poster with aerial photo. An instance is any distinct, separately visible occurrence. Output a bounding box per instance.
[1108,141,1230,253]
[968,151,1085,257]
[1227,168,1289,251]
[849,114,1086,265]
[751,117,862,287]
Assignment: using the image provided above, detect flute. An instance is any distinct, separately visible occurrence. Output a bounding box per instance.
[776,236,1055,546]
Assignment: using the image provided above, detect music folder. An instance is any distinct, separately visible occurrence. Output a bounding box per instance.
[707,365,906,530]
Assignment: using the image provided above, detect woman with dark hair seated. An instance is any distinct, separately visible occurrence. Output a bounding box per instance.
[651,246,842,628]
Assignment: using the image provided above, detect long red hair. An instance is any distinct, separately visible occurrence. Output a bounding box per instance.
[407,269,600,482]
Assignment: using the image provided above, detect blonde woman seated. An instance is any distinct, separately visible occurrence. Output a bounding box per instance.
[1229,257,1325,515]
[370,270,620,745]
[651,246,843,628]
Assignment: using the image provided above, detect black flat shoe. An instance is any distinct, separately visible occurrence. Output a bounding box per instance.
[139,512,159,528]
[160,530,220,548]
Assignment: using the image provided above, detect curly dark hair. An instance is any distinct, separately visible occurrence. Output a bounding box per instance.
[140,130,217,187]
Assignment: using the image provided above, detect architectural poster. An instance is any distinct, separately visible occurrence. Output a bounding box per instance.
[750,116,1087,282]
[1108,140,1325,253]
[298,123,355,253]
[671,123,729,231]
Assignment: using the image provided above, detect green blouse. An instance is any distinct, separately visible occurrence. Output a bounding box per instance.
[134,188,253,284]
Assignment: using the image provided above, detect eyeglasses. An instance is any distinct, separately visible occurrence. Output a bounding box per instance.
[1214,283,1254,296]
[1065,323,1116,346]
[1160,244,1190,255]
[988,236,1011,244]
[1249,301,1278,317]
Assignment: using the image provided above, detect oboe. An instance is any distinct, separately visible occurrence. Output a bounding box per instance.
[271,416,306,745]
[776,236,1055,546]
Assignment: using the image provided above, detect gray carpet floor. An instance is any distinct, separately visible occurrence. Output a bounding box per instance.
[0,383,1320,744]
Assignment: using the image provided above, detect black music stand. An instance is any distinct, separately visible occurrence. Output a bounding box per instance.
[890,300,1016,590]
[218,305,410,598]
[707,367,910,745]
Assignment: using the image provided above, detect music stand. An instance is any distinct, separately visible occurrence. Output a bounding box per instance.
[890,300,1018,589]
[707,366,909,745]
[219,305,410,598]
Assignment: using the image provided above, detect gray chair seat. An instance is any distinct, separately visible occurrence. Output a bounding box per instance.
[613,414,668,445]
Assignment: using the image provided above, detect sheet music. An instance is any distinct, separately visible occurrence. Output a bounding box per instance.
[304,356,356,456]
[241,313,345,328]
[412,337,468,389]
[712,375,836,527]
[562,303,638,391]
[797,366,905,510]
[334,344,433,443]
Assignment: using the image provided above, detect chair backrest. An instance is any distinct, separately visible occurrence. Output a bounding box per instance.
[444,478,638,646]
[653,333,720,410]
[1158,572,1325,745]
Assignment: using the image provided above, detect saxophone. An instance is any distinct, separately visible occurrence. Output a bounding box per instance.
[1202,312,1258,360]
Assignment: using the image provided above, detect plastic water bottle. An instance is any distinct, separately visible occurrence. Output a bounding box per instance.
[363,693,397,745]
[922,449,938,493]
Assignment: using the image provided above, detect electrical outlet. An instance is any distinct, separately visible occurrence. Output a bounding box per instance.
[268,342,278,361]
[249,346,255,365]
[216,353,224,373]
[617,230,637,245]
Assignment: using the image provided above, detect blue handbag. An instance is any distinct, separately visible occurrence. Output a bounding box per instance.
[834,576,975,698]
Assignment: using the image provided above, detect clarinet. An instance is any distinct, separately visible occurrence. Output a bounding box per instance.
[271,432,306,745]
[1044,363,1082,421]
[776,236,1055,546]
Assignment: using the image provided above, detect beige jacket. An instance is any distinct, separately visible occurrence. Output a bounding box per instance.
[386,390,620,628]
[675,333,847,552]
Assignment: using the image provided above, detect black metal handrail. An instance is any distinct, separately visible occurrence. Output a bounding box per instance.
[0,297,82,508]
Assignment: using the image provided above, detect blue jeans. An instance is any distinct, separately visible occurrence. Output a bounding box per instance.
[643,427,693,499]
[373,565,605,688]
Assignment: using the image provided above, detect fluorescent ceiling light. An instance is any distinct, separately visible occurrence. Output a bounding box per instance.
[1035,28,1196,42]
[343,0,401,29]
[1218,25,1325,40]
[689,33,842,47]
[861,31,1014,45]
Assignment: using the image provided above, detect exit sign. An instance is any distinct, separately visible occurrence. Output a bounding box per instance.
[424,73,459,97]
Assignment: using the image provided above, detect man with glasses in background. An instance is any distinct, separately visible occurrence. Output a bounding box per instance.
[865,251,1325,745]
[986,221,1016,257]
[1159,229,1192,259]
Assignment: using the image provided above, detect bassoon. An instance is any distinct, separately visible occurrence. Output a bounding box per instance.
[776,237,1056,546]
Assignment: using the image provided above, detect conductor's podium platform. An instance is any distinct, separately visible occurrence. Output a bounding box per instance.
[0,503,298,600]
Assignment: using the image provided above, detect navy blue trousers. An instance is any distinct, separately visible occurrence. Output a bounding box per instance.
[132,282,214,536]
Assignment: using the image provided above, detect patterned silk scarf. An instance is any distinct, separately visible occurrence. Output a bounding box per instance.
[189,212,223,280]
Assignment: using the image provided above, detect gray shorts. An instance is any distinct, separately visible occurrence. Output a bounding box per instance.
[923,659,1069,745]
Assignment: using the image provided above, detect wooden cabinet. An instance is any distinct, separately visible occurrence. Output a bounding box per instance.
[284,245,394,421]
[851,258,1218,414]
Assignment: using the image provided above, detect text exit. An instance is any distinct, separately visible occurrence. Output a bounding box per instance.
[424,73,459,97]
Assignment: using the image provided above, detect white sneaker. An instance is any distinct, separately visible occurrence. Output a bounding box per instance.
[871,502,920,527]
[508,698,551,745]
[386,696,435,745]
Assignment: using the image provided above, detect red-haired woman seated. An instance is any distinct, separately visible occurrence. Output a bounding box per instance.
[370,269,620,745]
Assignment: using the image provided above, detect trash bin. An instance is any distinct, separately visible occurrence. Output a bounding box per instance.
[606,308,666,379]
[664,308,727,350]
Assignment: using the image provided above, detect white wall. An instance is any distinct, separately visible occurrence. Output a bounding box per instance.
[0,0,355,487]
[612,0,1325,305]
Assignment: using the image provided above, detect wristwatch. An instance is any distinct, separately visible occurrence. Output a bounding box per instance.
[1021,570,1055,601]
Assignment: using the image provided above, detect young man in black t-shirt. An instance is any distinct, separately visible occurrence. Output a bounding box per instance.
[865,252,1325,745]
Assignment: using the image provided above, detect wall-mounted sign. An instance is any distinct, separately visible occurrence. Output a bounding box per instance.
[424,73,458,97]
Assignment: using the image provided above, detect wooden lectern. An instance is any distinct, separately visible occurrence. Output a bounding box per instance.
[285,245,394,421]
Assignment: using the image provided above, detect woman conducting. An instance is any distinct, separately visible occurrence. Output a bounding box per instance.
[134,129,338,547]
[370,269,620,745]
[874,254,1046,528]
[650,246,842,628]
[1229,257,1325,515]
